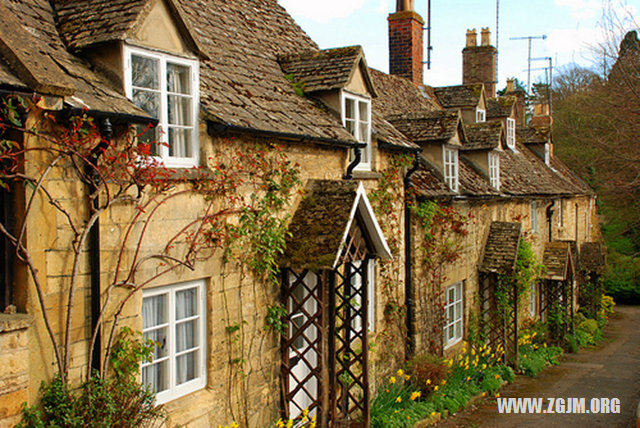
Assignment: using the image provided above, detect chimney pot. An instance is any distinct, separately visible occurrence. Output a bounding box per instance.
[506,78,515,92]
[396,0,414,12]
[466,29,477,47]
[481,27,491,46]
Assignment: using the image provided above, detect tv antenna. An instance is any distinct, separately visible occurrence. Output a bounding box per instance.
[510,34,547,95]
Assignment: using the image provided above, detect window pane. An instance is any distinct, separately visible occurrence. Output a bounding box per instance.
[358,101,369,122]
[167,63,191,94]
[168,95,193,126]
[345,119,356,136]
[176,320,197,352]
[132,55,159,89]
[142,361,168,393]
[176,288,197,320]
[455,302,461,320]
[176,351,197,384]
[448,306,454,323]
[135,124,160,156]
[448,287,455,303]
[168,128,193,158]
[345,98,355,120]
[133,89,160,118]
[455,321,462,338]
[291,313,304,350]
[358,122,368,144]
[144,327,168,360]
[143,294,167,329]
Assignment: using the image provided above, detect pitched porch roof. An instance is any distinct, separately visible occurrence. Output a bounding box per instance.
[580,242,606,273]
[281,180,391,270]
[479,222,522,274]
[543,241,574,281]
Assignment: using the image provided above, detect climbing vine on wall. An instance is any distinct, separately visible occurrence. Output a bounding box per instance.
[411,199,469,356]
[368,154,412,369]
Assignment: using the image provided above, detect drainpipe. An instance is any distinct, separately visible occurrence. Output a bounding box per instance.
[546,200,555,242]
[404,151,420,358]
[343,146,362,180]
[89,118,112,374]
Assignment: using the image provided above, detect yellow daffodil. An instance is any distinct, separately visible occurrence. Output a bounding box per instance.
[389,376,396,384]
[471,348,476,356]
[395,396,402,403]
[494,374,500,379]
[482,364,487,369]
[410,391,421,400]
[426,379,431,385]
[482,392,486,397]
[442,380,446,385]
[286,419,293,428]
[495,393,501,398]
[434,385,439,391]
[404,374,411,381]
[231,423,239,428]
[275,420,284,428]
[430,411,436,417]
[397,369,404,376]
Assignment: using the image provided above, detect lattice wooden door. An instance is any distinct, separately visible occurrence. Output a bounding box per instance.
[478,273,519,366]
[329,218,372,427]
[541,279,571,341]
[282,269,325,421]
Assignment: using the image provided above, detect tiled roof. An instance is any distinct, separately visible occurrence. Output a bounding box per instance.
[486,96,515,119]
[580,242,606,273]
[281,179,358,270]
[52,0,206,55]
[542,241,573,280]
[279,46,375,95]
[370,68,441,117]
[549,156,594,196]
[463,122,503,151]
[434,84,483,108]
[387,111,461,144]
[517,125,549,145]
[480,222,522,274]
[177,0,366,146]
[53,0,147,50]
[499,141,584,196]
[0,0,149,117]
[459,158,500,196]
[372,115,418,151]
[412,161,455,198]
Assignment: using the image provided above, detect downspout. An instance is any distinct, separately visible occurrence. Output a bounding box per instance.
[343,146,362,180]
[404,151,420,357]
[89,118,112,374]
[546,200,555,242]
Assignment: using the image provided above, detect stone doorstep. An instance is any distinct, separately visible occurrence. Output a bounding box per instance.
[0,314,32,334]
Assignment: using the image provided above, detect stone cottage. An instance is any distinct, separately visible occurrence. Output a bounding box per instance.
[0,0,603,427]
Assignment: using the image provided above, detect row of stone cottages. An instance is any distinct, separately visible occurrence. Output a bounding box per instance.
[0,0,604,426]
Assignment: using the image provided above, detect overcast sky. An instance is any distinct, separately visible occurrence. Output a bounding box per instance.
[278,0,638,92]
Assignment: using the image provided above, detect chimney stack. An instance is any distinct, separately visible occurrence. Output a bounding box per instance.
[388,1,424,86]
[462,27,497,98]
[505,77,526,125]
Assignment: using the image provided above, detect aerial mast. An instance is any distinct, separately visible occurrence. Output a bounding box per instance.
[510,34,547,95]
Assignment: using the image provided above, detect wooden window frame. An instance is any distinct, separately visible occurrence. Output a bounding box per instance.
[124,45,200,168]
[506,118,516,149]
[142,279,207,404]
[341,90,372,171]
[443,147,459,192]
[444,282,464,349]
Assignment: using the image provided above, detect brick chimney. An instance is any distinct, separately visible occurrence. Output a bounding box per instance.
[505,77,526,125]
[462,27,497,98]
[388,1,424,86]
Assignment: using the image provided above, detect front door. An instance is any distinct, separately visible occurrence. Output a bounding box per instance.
[283,270,324,420]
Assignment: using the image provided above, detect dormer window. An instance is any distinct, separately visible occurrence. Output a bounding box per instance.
[506,118,516,149]
[476,108,486,123]
[124,46,199,168]
[443,147,459,192]
[488,151,500,190]
[544,143,550,165]
[341,91,371,170]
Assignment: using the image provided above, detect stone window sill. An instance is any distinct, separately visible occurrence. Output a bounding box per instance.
[0,313,32,334]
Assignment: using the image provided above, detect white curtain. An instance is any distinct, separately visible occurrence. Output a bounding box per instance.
[175,288,198,384]
[167,64,191,157]
[142,294,168,392]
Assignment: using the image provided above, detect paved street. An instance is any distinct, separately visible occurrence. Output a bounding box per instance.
[435,305,640,428]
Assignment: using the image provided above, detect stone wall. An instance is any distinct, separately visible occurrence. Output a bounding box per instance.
[0,314,31,428]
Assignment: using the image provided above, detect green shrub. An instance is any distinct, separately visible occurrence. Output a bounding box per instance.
[19,328,165,428]
[519,343,563,376]
[579,319,598,335]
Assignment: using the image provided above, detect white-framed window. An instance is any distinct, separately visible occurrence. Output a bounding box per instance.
[529,281,537,317]
[506,118,516,149]
[488,151,500,190]
[142,279,206,404]
[124,45,200,168]
[476,108,486,123]
[444,282,463,348]
[341,90,372,171]
[587,199,593,240]
[350,259,376,333]
[544,143,550,165]
[557,199,564,227]
[443,147,459,192]
[531,200,538,233]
